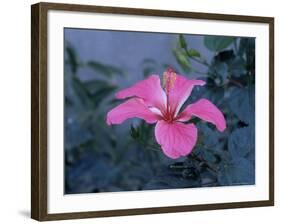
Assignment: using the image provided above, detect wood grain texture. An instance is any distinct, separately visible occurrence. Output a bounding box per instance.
[269,19,275,204]
[31,2,274,221]
[31,3,48,221]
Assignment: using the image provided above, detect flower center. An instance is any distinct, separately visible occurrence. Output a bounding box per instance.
[162,67,177,122]
[162,107,176,122]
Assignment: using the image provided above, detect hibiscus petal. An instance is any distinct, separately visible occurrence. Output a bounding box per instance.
[179,98,226,132]
[169,75,205,115]
[115,75,166,110]
[106,98,159,125]
[155,121,198,159]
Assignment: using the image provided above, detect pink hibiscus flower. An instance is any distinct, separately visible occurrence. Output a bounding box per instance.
[106,67,226,159]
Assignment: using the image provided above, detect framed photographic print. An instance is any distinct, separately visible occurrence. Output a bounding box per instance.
[31,2,274,221]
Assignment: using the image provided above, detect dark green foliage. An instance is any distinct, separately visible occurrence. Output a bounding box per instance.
[228,127,254,159]
[228,87,254,124]
[65,42,80,74]
[218,157,254,185]
[169,35,255,188]
[65,34,255,194]
[187,49,201,58]
[204,36,235,52]
[87,61,126,77]
[141,58,159,77]
[173,48,191,72]
[179,34,188,49]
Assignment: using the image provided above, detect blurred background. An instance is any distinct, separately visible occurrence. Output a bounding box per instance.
[64,28,255,194]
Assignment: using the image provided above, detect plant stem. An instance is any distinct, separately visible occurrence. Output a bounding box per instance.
[184,49,211,67]
[189,152,218,173]
[132,134,218,174]
[228,79,244,88]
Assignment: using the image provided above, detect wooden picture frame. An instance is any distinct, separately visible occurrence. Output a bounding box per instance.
[31,2,274,221]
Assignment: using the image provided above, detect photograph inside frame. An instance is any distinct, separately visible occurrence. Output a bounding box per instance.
[63,28,255,194]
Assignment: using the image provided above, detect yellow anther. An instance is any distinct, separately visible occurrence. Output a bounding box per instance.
[163,67,177,93]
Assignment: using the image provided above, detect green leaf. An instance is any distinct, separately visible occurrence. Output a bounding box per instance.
[71,77,93,108]
[64,121,93,150]
[228,57,246,78]
[209,61,228,84]
[228,87,254,124]
[66,45,80,74]
[204,36,235,52]
[197,123,221,147]
[201,150,217,163]
[91,85,117,106]
[179,34,187,49]
[71,77,117,108]
[218,157,255,185]
[83,80,117,106]
[238,38,255,73]
[187,49,201,58]
[238,38,255,57]
[87,61,125,77]
[173,49,191,73]
[141,58,158,78]
[65,96,73,107]
[228,127,254,158]
[144,172,200,190]
[130,125,140,139]
[84,80,115,95]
